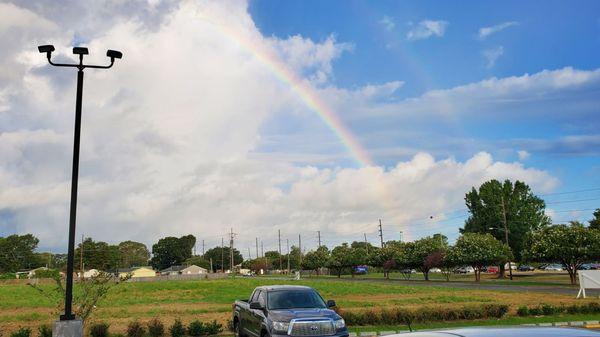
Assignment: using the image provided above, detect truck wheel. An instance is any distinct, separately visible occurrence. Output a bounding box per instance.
[234,320,241,337]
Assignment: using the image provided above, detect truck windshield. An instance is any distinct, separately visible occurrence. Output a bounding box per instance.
[267,290,327,310]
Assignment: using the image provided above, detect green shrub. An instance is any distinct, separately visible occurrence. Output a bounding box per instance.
[517,306,529,317]
[541,304,558,316]
[483,304,509,318]
[169,319,186,337]
[11,328,31,337]
[528,306,542,316]
[126,321,145,337]
[0,272,16,279]
[148,318,165,337]
[583,302,600,314]
[37,325,51,337]
[187,320,204,337]
[90,322,110,337]
[203,320,223,335]
[32,269,59,279]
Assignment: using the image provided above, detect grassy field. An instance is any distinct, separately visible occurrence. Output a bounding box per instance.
[0,276,594,334]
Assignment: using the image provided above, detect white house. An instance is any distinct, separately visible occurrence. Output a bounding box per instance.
[181,265,207,275]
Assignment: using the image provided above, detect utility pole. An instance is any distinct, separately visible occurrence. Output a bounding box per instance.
[364,233,369,254]
[378,219,384,248]
[247,247,251,260]
[256,237,259,259]
[278,229,282,271]
[202,239,205,256]
[229,228,235,274]
[210,258,213,273]
[317,231,321,247]
[261,240,264,258]
[399,231,403,242]
[286,238,290,273]
[500,195,513,280]
[221,237,224,273]
[298,234,302,266]
[80,234,84,277]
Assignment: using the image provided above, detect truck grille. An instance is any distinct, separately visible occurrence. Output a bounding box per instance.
[289,320,334,336]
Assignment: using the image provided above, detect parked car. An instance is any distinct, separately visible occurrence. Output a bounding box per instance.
[518,265,535,272]
[233,285,348,337]
[429,268,442,273]
[400,268,417,274]
[483,266,498,273]
[578,263,600,270]
[454,266,475,274]
[543,264,564,271]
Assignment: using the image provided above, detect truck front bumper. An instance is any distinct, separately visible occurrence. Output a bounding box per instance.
[272,332,349,337]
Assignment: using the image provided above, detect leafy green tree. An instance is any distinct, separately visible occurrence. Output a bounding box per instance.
[150,235,196,270]
[184,256,211,269]
[203,246,243,272]
[447,233,511,282]
[118,241,150,268]
[523,224,600,284]
[301,246,330,275]
[75,238,120,271]
[264,250,282,270]
[461,179,550,276]
[368,245,396,279]
[589,209,600,230]
[405,234,448,281]
[0,234,39,272]
[327,243,351,277]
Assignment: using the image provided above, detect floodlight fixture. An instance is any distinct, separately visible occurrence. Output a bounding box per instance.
[72,47,89,55]
[38,45,55,54]
[106,49,122,60]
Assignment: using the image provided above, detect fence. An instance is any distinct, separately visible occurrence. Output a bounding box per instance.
[127,272,229,282]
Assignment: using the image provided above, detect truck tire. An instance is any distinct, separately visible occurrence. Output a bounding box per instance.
[234,319,241,337]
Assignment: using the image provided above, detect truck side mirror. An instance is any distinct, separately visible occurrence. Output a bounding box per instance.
[250,301,263,310]
[326,300,336,308]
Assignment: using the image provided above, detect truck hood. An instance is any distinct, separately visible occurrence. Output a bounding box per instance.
[268,308,340,322]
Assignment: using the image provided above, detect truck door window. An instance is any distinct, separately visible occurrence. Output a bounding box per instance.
[257,290,266,307]
[250,290,260,303]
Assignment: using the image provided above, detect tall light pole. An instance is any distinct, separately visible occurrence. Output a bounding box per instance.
[38,45,122,322]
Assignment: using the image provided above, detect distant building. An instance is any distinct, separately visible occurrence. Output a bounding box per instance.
[160,265,207,275]
[16,267,48,279]
[160,265,186,276]
[181,265,207,275]
[82,269,100,278]
[117,266,155,278]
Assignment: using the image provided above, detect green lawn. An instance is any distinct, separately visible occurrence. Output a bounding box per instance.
[0,276,593,334]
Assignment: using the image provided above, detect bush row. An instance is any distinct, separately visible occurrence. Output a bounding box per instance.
[4,319,223,337]
[517,302,600,317]
[338,304,509,327]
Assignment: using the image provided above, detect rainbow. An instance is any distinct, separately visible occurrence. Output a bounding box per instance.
[193,10,373,167]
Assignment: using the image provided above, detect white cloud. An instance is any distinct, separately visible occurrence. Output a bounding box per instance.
[478,21,519,39]
[379,15,395,31]
[406,20,448,41]
[0,1,563,252]
[482,46,504,68]
[268,35,353,84]
[517,150,530,161]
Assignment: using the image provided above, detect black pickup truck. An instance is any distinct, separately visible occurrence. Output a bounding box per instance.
[232,285,348,337]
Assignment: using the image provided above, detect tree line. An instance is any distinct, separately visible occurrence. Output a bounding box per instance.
[2,179,599,284]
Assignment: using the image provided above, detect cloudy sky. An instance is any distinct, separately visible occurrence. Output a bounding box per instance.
[1,0,599,254]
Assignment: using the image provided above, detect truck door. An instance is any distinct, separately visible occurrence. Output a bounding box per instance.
[251,290,267,336]
[243,290,260,336]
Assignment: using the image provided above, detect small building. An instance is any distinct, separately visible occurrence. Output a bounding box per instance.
[181,265,207,275]
[118,266,156,278]
[160,265,186,276]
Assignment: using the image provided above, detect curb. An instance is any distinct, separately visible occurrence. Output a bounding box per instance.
[349,321,600,336]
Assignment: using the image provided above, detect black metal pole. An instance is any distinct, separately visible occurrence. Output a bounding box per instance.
[60,68,84,321]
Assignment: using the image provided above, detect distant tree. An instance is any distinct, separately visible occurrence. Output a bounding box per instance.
[0,234,39,272]
[447,233,511,282]
[264,250,282,270]
[589,209,600,230]
[150,235,196,270]
[328,243,351,277]
[203,246,243,272]
[118,241,150,268]
[424,250,454,281]
[302,246,329,276]
[184,256,210,270]
[75,238,120,271]
[368,244,398,279]
[523,224,600,284]
[405,234,448,281]
[461,179,550,276]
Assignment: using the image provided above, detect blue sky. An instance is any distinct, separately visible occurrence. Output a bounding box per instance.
[249,0,600,223]
[1,0,599,251]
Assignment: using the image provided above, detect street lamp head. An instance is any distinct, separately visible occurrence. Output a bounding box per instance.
[106,49,123,60]
[38,44,55,55]
[72,47,89,55]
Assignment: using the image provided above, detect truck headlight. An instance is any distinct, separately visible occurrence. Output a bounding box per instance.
[272,321,289,333]
[334,318,345,329]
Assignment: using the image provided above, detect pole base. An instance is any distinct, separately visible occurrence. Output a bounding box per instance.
[53,319,82,337]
